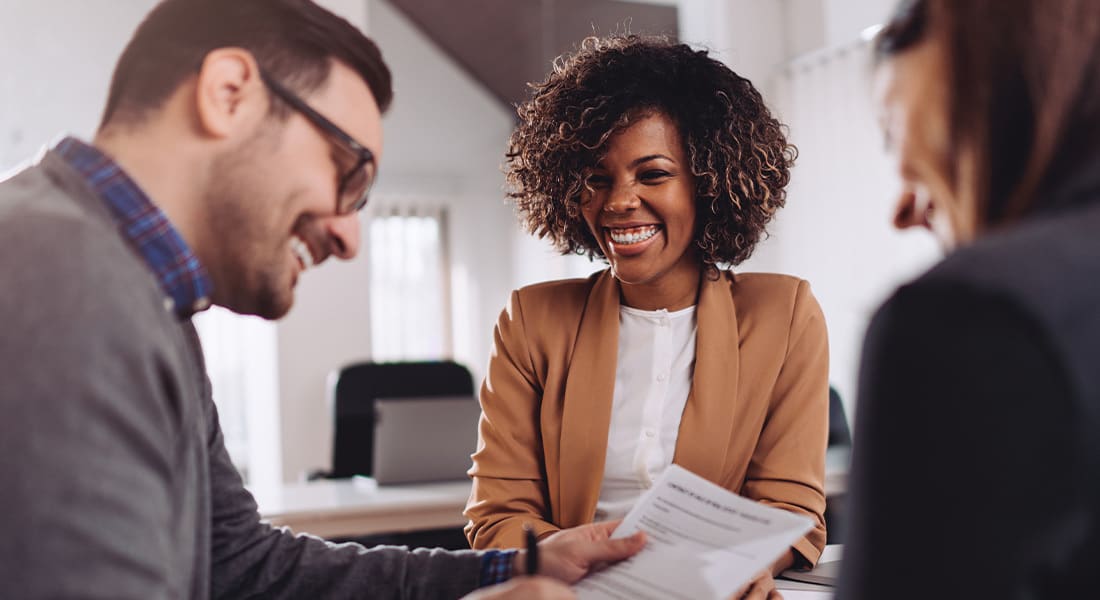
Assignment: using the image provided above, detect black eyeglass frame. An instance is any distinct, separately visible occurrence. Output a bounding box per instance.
[259,69,376,215]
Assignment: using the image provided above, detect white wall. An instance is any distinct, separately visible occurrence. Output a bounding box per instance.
[782,0,828,58]
[0,0,155,171]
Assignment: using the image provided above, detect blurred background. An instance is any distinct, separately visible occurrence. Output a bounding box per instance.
[0,0,938,488]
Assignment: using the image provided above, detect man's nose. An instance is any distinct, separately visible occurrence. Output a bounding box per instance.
[323,212,361,260]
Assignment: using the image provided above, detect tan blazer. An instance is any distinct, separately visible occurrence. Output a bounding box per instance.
[464,269,829,565]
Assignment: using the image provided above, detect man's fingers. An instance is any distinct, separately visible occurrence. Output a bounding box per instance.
[731,571,775,600]
[590,519,623,538]
[741,579,767,600]
[583,531,646,564]
[744,586,767,600]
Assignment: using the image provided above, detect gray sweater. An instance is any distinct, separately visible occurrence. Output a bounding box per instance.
[0,151,483,599]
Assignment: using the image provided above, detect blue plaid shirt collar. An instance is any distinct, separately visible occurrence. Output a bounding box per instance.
[56,137,213,319]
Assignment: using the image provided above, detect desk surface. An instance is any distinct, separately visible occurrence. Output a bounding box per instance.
[254,451,848,541]
[252,478,471,539]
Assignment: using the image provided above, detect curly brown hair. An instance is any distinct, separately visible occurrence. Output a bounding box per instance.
[506,34,796,267]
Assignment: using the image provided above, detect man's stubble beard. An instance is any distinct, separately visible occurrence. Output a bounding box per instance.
[203,133,295,321]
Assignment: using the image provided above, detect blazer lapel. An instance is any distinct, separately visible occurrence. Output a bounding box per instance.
[558,270,620,527]
[673,271,740,482]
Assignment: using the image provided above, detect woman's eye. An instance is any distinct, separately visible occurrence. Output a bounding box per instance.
[639,170,671,183]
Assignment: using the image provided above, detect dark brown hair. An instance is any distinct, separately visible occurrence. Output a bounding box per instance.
[100,0,392,127]
[506,35,795,268]
[876,0,1100,230]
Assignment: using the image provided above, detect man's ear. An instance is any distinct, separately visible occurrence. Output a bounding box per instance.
[194,48,267,139]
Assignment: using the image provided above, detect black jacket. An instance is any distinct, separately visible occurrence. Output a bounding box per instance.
[838,182,1100,598]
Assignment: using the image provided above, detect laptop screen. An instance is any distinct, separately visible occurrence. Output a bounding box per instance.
[371,395,482,485]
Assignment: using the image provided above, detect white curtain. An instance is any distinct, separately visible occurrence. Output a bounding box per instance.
[192,307,280,486]
[367,205,452,361]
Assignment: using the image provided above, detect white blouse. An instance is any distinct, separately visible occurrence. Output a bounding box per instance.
[593,304,697,521]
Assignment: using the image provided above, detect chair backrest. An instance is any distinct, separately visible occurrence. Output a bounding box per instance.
[329,360,475,478]
[828,385,852,448]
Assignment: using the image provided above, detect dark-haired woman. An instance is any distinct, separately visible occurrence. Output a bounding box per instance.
[839,0,1100,598]
[463,35,830,594]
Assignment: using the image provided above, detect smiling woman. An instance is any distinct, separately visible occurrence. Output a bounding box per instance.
[464,34,831,596]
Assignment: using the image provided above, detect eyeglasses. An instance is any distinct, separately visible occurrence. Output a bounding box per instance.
[259,69,377,215]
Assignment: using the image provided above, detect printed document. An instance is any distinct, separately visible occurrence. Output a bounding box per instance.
[575,464,814,600]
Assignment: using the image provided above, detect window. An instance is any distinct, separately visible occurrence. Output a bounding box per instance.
[193,307,281,488]
[368,205,452,360]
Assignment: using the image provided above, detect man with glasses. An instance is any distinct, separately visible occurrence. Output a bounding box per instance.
[0,1,643,598]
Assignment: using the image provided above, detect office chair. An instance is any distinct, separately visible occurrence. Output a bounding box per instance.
[825,385,852,545]
[316,360,476,550]
[828,385,852,448]
[326,360,475,479]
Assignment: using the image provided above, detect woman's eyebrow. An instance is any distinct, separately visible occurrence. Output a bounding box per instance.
[630,154,674,167]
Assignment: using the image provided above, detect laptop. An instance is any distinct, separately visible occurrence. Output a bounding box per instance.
[781,558,841,587]
[371,395,482,485]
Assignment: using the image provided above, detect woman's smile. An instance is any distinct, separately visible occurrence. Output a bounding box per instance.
[605,224,663,256]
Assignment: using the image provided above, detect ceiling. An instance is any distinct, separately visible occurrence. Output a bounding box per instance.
[386,0,679,112]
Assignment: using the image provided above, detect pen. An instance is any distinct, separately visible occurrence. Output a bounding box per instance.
[524,524,539,576]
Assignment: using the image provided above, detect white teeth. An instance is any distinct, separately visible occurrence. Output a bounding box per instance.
[290,236,314,270]
[608,225,659,245]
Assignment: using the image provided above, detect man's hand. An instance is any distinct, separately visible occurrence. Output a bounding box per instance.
[730,550,797,600]
[462,576,576,599]
[513,519,646,584]
[730,570,782,600]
